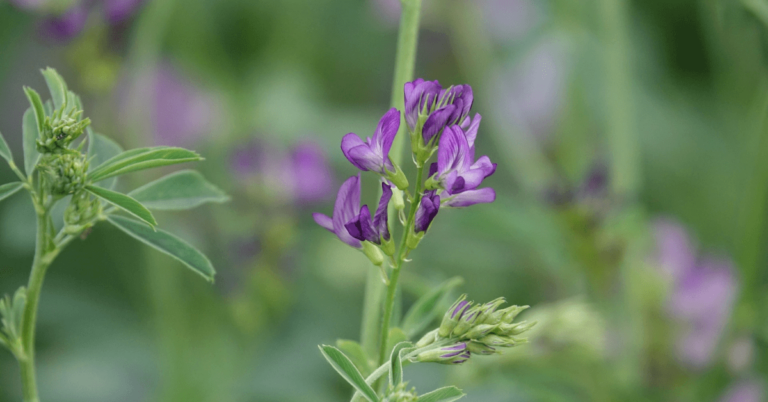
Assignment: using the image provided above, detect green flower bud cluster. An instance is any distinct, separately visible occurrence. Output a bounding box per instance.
[39,153,89,196]
[64,191,102,235]
[415,295,536,361]
[382,383,419,402]
[36,105,91,153]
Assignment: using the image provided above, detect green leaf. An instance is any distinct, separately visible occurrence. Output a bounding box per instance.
[85,185,157,228]
[0,130,12,165]
[22,108,41,175]
[418,386,466,402]
[23,87,45,134]
[336,340,374,378]
[0,182,24,203]
[41,67,68,110]
[402,277,464,338]
[87,132,123,189]
[386,327,408,357]
[128,170,229,210]
[89,147,203,182]
[318,345,379,402]
[107,215,216,281]
[388,341,413,387]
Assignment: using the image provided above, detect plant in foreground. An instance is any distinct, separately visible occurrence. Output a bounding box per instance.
[314,74,534,400]
[0,68,226,401]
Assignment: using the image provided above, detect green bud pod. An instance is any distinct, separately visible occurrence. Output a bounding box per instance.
[415,328,438,348]
[405,227,424,250]
[380,236,396,257]
[424,174,441,191]
[385,164,409,191]
[497,321,537,336]
[361,242,385,266]
[416,342,470,365]
[452,305,482,338]
[502,305,529,324]
[438,295,470,338]
[40,153,89,195]
[462,324,498,340]
[383,383,419,402]
[477,334,518,348]
[467,341,497,356]
[475,297,506,325]
[63,191,102,235]
[392,187,405,211]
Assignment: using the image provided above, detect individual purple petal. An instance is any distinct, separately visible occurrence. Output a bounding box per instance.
[330,174,362,248]
[313,213,334,232]
[372,108,400,161]
[437,126,470,176]
[340,110,399,173]
[39,5,88,41]
[346,144,385,172]
[444,188,496,207]
[470,155,497,177]
[373,183,393,241]
[461,113,482,149]
[422,105,455,144]
[440,85,474,124]
[340,133,371,171]
[415,190,440,233]
[452,301,470,318]
[345,205,378,243]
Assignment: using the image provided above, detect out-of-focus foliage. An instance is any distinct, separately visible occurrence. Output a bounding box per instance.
[0,0,767,401]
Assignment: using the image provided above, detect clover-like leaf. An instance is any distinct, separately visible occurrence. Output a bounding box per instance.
[89,147,202,182]
[107,215,216,282]
[86,185,157,228]
[318,345,379,402]
[0,130,12,166]
[23,87,45,134]
[87,132,123,189]
[22,108,41,175]
[0,183,24,203]
[402,277,463,338]
[41,67,68,110]
[418,386,465,402]
[128,170,229,210]
[388,341,413,388]
[336,339,374,378]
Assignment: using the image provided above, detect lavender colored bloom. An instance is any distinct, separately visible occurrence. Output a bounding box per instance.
[313,174,363,248]
[39,4,88,41]
[341,108,400,174]
[719,379,764,402]
[653,218,739,369]
[288,142,334,203]
[345,182,392,244]
[431,125,496,207]
[414,190,440,233]
[403,79,474,144]
[103,0,144,23]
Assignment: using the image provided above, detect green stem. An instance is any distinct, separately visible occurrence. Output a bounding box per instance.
[378,165,425,367]
[19,205,50,402]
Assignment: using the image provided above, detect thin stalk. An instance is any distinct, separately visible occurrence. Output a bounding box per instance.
[19,205,50,402]
[378,164,425,366]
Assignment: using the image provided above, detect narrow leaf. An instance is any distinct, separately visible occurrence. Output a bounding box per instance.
[23,87,45,134]
[418,386,466,402]
[128,170,229,210]
[86,185,157,227]
[41,67,68,110]
[107,215,216,282]
[22,108,41,175]
[0,130,12,165]
[336,340,373,378]
[0,182,24,203]
[318,345,379,402]
[89,147,202,182]
[388,341,413,387]
[402,277,464,338]
[87,132,123,189]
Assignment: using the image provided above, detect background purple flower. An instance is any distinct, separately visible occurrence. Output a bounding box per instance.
[653,218,739,369]
[103,0,144,24]
[477,0,539,42]
[39,4,88,41]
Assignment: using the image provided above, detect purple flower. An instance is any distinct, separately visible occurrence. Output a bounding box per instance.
[404,79,474,144]
[288,142,334,203]
[414,190,440,233]
[344,182,392,244]
[341,108,400,174]
[103,0,145,24]
[313,174,363,248]
[719,379,764,402]
[653,218,739,369]
[430,125,496,207]
[39,5,88,41]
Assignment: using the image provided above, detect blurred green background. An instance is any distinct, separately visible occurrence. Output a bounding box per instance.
[1,0,767,401]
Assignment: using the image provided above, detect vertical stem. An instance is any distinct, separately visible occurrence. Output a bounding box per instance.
[19,207,51,402]
[598,0,640,198]
[360,269,384,357]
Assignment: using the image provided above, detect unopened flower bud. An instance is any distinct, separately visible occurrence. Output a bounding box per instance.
[439,295,471,338]
[383,383,419,402]
[63,191,102,235]
[416,343,471,364]
[497,320,537,336]
[463,324,498,340]
[467,341,497,355]
[361,241,385,266]
[37,106,91,153]
[40,153,89,195]
[416,328,438,348]
[478,334,526,348]
[501,305,529,323]
[452,305,482,338]
[392,187,405,211]
[475,297,506,325]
